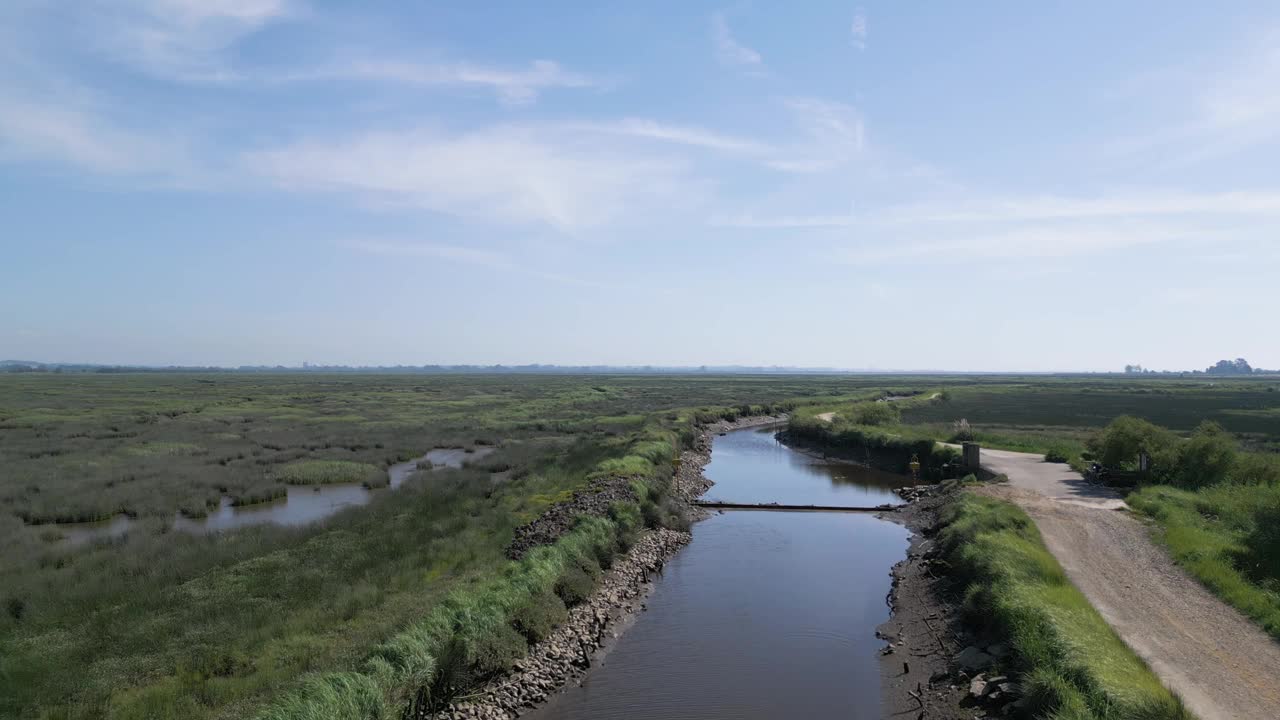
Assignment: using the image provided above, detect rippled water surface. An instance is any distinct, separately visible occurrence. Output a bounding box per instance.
[528,426,910,720]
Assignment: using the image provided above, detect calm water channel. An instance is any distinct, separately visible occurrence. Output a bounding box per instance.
[527,424,911,720]
[705,424,912,505]
[53,447,491,544]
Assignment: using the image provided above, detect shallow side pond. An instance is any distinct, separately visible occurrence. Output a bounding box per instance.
[52,447,491,544]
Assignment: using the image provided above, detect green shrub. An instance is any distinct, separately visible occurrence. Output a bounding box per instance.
[511,590,567,644]
[1234,452,1280,486]
[553,565,596,607]
[849,401,900,426]
[1044,447,1071,464]
[1088,416,1179,470]
[1171,422,1237,489]
[467,623,528,679]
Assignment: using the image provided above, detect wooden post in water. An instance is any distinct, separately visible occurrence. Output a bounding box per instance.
[962,442,981,472]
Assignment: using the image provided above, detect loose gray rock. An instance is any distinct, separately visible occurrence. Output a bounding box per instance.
[955,645,996,672]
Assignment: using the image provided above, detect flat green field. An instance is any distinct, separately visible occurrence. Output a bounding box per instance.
[899,379,1280,451]
[3,372,1279,719]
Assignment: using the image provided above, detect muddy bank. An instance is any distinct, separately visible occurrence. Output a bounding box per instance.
[436,414,785,719]
[878,483,1015,719]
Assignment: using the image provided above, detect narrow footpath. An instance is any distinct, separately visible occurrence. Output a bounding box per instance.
[975,448,1280,720]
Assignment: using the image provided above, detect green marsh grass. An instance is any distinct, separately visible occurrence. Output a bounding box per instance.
[1130,484,1280,639]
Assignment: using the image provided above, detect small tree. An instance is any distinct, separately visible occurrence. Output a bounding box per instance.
[1172,422,1237,489]
[1088,416,1178,470]
[850,401,900,426]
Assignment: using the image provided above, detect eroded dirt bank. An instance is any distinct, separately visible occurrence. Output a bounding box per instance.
[876,482,1015,720]
[433,415,785,719]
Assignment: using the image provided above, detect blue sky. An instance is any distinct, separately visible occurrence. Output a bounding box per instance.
[2,1,1278,371]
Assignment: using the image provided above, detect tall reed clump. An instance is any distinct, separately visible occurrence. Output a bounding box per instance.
[258,511,636,720]
[938,492,1190,720]
[275,460,385,486]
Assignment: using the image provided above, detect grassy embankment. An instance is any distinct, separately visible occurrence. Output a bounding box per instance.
[785,393,962,478]
[940,491,1190,720]
[258,427,687,720]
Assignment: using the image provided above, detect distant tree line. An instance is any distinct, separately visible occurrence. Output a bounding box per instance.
[1124,358,1275,375]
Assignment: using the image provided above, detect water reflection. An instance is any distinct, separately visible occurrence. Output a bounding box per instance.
[704,425,911,506]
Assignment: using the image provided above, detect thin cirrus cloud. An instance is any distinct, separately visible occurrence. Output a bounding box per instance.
[38,1,601,107]
[1102,30,1280,168]
[711,12,763,69]
[714,188,1280,229]
[0,91,199,182]
[572,118,775,155]
[75,0,296,83]
[243,126,695,231]
[285,59,600,106]
[826,221,1211,268]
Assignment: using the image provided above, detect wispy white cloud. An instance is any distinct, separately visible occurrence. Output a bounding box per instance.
[245,126,695,231]
[765,98,865,172]
[572,119,774,155]
[850,8,868,51]
[82,0,295,82]
[712,12,763,69]
[19,1,597,107]
[834,222,1190,264]
[572,99,866,174]
[877,189,1280,225]
[1104,28,1280,168]
[715,187,1280,229]
[298,59,598,105]
[0,91,197,180]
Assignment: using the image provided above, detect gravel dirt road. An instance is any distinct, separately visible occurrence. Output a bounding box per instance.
[975,448,1280,720]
